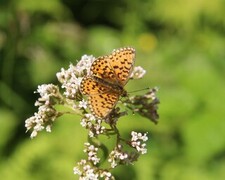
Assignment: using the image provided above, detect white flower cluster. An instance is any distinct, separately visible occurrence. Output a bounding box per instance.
[100,171,114,180]
[25,84,61,138]
[83,143,100,165]
[25,48,154,179]
[73,160,98,180]
[130,66,146,79]
[73,145,114,180]
[56,55,95,99]
[131,131,148,154]
[78,99,88,109]
[80,114,106,137]
[108,145,129,168]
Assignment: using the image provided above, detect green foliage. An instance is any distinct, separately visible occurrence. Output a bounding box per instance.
[0,0,225,179]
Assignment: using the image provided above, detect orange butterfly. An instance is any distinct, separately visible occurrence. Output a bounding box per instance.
[80,47,135,118]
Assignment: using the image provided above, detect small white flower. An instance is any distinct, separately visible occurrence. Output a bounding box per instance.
[30,131,38,138]
[108,145,129,168]
[80,113,96,128]
[85,113,96,121]
[25,116,35,131]
[46,125,52,132]
[131,131,148,154]
[79,99,88,109]
[34,123,44,131]
[89,131,94,138]
[76,55,95,75]
[80,119,87,127]
[130,66,146,79]
[84,143,100,165]
[78,159,87,165]
[100,171,113,179]
[73,167,81,175]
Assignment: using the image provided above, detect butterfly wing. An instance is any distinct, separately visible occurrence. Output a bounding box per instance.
[90,47,135,86]
[80,47,135,118]
[80,76,120,118]
[109,47,135,86]
[88,92,119,118]
[80,77,110,95]
[90,56,119,85]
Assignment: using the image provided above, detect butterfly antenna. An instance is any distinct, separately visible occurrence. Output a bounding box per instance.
[128,87,150,94]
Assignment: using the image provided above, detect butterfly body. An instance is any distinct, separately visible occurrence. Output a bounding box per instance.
[92,76,127,97]
[80,47,135,118]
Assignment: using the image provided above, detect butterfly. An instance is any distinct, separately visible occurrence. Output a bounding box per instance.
[80,47,135,118]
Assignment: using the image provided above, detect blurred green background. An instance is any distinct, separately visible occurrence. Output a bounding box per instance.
[0,0,225,179]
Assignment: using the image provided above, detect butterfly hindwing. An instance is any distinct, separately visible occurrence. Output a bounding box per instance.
[80,77,111,95]
[88,92,119,118]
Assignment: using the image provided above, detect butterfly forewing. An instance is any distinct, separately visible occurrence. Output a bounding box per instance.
[109,47,135,86]
[90,56,119,85]
[90,47,135,86]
